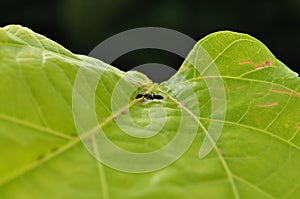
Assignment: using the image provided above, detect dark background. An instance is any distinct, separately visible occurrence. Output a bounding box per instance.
[1,0,300,73]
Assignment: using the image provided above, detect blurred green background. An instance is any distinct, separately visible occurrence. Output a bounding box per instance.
[1,0,300,73]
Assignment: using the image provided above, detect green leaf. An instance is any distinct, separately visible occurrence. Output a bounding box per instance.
[0,25,300,199]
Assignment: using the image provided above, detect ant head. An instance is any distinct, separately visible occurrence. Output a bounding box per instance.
[135,93,144,99]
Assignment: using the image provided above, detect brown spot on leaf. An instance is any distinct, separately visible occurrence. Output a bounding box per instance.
[256,91,265,95]
[51,147,59,153]
[218,149,224,156]
[37,154,46,161]
[121,109,129,115]
[255,118,261,126]
[298,123,300,129]
[239,59,272,69]
[236,85,245,90]
[271,89,300,99]
[88,138,93,144]
[177,104,183,108]
[256,102,278,107]
[271,89,293,95]
[70,132,77,137]
[181,66,188,72]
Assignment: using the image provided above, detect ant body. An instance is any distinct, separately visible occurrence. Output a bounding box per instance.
[136,92,164,100]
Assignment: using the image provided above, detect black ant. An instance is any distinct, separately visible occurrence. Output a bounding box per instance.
[136,92,164,100]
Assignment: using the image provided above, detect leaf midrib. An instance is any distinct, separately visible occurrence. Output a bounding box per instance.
[158,87,240,199]
[0,113,73,140]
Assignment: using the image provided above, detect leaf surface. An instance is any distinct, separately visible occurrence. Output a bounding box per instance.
[0,25,300,199]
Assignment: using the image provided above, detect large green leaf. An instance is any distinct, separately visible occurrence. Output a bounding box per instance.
[0,25,300,199]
